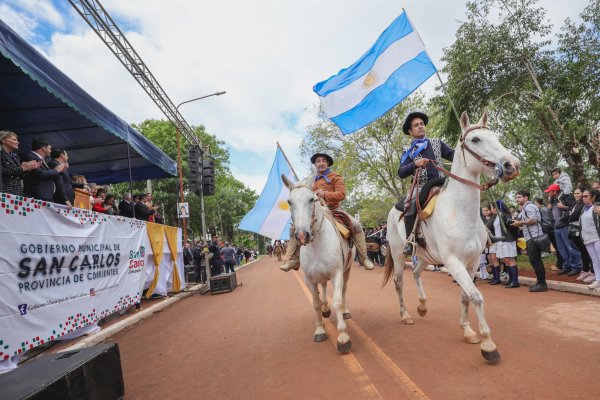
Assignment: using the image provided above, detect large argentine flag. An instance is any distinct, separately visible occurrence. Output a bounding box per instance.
[313,11,436,134]
[238,147,297,240]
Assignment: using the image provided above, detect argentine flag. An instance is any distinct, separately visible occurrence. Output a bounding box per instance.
[314,11,436,134]
[238,147,297,240]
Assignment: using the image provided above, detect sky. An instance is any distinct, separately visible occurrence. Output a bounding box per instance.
[0,0,589,193]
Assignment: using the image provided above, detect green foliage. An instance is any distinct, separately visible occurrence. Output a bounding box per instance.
[111,119,259,244]
[435,0,600,194]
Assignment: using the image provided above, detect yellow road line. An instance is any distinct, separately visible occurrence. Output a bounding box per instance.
[292,270,430,400]
[291,270,383,400]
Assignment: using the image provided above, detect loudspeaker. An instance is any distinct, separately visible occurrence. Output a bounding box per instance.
[188,146,202,192]
[209,272,237,294]
[0,343,124,400]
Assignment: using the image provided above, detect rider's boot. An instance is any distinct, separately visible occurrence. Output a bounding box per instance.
[354,231,374,270]
[280,235,300,272]
[403,214,416,255]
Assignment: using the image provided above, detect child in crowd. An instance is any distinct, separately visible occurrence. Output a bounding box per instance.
[552,168,573,194]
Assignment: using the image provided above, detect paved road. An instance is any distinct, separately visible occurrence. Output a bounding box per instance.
[106,256,600,399]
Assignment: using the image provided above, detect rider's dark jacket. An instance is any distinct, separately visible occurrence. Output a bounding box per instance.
[398,138,455,186]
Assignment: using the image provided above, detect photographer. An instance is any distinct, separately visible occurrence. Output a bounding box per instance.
[511,190,548,292]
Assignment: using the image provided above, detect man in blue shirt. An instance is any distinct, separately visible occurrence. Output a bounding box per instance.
[398,112,454,255]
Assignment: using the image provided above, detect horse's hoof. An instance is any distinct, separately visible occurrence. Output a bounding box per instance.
[464,336,481,344]
[322,309,331,318]
[401,317,414,325]
[337,340,352,354]
[314,333,328,342]
[481,349,501,364]
[343,312,352,320]
[417,307,427,317]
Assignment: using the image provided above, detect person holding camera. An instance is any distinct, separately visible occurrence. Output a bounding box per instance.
[511,190,549,292]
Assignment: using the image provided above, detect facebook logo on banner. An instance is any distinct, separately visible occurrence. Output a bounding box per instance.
[18,304,27,315]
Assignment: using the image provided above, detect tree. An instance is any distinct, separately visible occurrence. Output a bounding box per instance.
[435,0,599,190]
[111,119,258,243]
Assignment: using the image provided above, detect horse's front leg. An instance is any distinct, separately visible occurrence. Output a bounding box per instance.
[320,283,330,318]
[446,256,500,364]
[460,289,479,344]
[460,264,480,343]
[331,270,351,354]
[305,278,327,342]
[412,258,428,317]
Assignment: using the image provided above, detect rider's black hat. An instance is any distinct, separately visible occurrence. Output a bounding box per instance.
[403,112,429,135]
[310,153,334,166]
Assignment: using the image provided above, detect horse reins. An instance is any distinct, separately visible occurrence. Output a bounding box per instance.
[399,124,502,225]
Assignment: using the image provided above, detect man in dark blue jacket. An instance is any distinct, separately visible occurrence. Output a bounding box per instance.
[398,112,454,255]
[22,139,65,202]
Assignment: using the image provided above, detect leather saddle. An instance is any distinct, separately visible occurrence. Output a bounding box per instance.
[395,177,446,219]
[331,210,353,240]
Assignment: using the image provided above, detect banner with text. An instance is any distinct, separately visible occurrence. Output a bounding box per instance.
[0,193,179,361]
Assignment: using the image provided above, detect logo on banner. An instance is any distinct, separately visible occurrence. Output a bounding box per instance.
[18,304,28,315]
[89,288,96,297]
[128,245,145,273]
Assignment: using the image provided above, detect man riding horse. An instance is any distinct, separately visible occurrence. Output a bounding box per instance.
[398,112,454,255]
[280,153,375,271]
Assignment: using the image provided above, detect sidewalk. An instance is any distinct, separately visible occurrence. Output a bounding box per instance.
[424,265,600,297]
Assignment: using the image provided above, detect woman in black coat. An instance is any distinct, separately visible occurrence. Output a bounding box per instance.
[0,131,40,195]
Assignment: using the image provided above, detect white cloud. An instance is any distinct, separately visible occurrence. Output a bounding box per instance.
[0,4,38,40]
[2,0,589,192]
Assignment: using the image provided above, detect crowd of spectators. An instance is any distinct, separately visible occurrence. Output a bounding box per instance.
[479,168,600,293]
[183,234,259,283]
[0,132,164,223]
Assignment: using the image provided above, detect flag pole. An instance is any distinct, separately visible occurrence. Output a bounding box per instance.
[276,142,300,180]
[403,8,461,125]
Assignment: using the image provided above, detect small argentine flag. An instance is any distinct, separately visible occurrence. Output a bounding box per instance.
[238,146,297,240]
[314,11,436,134]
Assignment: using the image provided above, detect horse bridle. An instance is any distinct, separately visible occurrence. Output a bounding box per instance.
[288,184,325,240]
[429,124,503,191]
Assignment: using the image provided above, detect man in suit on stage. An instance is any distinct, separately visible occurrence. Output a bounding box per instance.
[48,148,83,207]
[22,139,65,202]
[119,192,135,218]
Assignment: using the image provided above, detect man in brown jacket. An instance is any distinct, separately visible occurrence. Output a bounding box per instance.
[280,152,374,271]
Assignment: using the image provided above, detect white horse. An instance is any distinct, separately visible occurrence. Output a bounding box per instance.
[384,111,520,364]
[282,173,355,354]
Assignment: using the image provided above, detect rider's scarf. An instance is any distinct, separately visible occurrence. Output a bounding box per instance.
[315,168,332,184]
[400,138,429,164]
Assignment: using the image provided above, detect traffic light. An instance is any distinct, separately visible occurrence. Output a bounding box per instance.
[202,158,215,196]
[188,146,202,193]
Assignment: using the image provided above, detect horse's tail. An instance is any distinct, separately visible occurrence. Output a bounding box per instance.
[381,250,394,288]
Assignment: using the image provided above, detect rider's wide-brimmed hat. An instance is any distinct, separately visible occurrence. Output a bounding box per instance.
[403,112,429,135]
[310,153,334,166]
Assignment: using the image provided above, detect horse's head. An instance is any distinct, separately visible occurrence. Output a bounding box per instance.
[458,111,520,182]
[282,172,318,246]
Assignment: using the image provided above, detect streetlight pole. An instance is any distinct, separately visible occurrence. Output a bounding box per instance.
[173,90,225,267]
